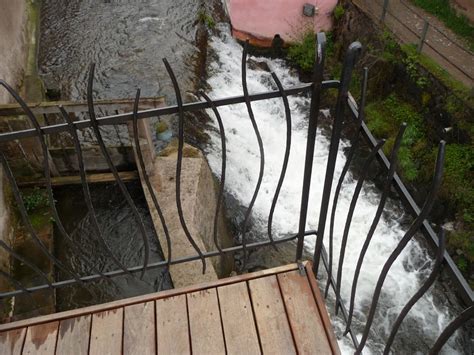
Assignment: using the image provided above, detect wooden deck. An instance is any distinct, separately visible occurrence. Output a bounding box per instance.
[0,262,340,355]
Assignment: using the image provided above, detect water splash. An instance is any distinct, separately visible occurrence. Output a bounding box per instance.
[204,26,464,354]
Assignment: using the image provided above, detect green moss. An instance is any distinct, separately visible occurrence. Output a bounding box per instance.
[197,10,215,29]
[366,94,425,181]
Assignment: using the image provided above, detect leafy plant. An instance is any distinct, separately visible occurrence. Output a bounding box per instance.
[22,188,48,213]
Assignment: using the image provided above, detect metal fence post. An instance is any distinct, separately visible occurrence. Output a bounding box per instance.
[296,33,326,260]
[312,42,362,275]
[418,20,430,53]
[381,0,390,22]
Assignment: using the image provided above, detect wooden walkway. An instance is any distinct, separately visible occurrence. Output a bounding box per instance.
[0,262,340,355]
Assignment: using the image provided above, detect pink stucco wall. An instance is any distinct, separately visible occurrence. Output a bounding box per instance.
[226,0,338,45]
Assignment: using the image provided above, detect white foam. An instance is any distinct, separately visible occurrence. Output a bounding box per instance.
[204,27,462,354]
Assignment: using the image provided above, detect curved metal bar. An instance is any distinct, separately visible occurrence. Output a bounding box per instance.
[0,240,52,287]
[162,58,206,273]
[58,106,132,279]
[131,90,172,267]
[85,64,150,279]
[240,40,266,263]
[384,229,446,354]
[428,305,474,355]
[0,82,85,283]
[267,71,292,248]
[355,141,446,354]
[325,67,368,298]
[296,32,327,260]
[344,122,407,334]
[200,91,226,256]
[334,139,386,314]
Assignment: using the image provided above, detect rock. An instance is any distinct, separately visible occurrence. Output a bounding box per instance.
[247,58,271,72]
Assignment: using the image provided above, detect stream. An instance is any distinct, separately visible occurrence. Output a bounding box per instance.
[34,0,471,353]
[204,25,470,354]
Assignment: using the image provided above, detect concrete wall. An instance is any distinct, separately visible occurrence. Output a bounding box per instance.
[0,0,28,103]
[0,0,28,320]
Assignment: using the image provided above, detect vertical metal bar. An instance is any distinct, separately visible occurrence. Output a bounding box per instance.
[381,0,390,22]
[355,141,446,354]
[334,139,385,315]
[344,122,406,334]
[296,32,327,260]
[58,106,132,279]
[383,229,446,354]
[267,71,292,247]
[200,91,226,256]
[162,59,207,273]
[418,20,430,53]
[325,67,368,298]
[312,42,362,274]
[131,90,172,268]
[241,40,266,265]
[85,64,150,279]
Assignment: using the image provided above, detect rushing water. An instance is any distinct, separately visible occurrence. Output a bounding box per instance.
[204,26,468,354]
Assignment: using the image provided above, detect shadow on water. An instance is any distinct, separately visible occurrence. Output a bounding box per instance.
[53,181,171,312]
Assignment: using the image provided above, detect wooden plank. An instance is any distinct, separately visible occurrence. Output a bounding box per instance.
[0,263,300,332]
[22,321,58,355]
[156,295,190,355]
[17,171,139,188]
[56,315,91,355]
[0,97,165,116]
[305,262,341,355]
[123,302,155,355]
[0,328,26,355]
[248,275,296,355]
[187,288,226,355]
[278,270,333,354]
[217,282,261,355]
[89,308,123,355]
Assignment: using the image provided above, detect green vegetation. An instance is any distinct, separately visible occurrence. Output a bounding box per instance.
[334,4,345,21]
[287,31,334,73]
[155,121,169,135]
[411,0,474,50]
[197,10,215,29]
[21,188,49,213]
[287,31,316,72]
[401,44,473,104]
[366,94,425,181]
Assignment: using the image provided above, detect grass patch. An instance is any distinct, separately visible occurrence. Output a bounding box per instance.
[365,94,425,181]
[411,0,474,50]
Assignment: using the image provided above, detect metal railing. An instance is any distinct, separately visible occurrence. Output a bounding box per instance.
[0,33,472,353]
[353,0,474,86]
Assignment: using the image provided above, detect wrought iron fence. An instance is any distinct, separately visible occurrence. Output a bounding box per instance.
[0,33,472,353]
